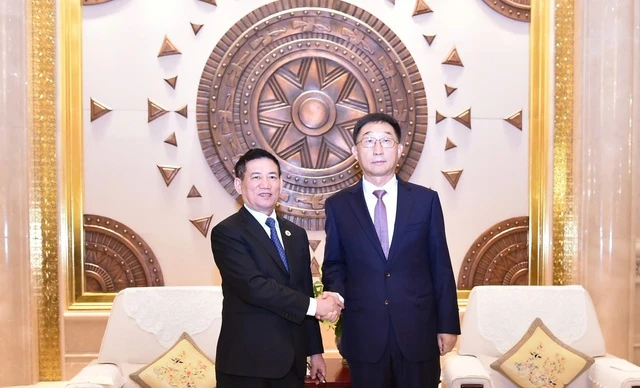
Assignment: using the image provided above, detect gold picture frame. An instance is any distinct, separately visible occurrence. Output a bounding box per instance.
[59,0,554,310]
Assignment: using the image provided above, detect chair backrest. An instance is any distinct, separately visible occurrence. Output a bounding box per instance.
[458,285,606,358]
[98,286,223,367]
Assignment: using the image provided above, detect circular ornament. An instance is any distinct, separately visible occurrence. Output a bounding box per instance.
[197,0,427,230]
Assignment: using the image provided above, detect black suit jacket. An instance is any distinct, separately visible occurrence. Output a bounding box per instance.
[322,179,460,363]
[211,207,323,378]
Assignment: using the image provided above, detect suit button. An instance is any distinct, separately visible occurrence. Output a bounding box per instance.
[385,272,391,277]
[384,299,389,305]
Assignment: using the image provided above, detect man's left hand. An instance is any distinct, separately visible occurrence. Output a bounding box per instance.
[309,353,327,385]
[437,333,458,355]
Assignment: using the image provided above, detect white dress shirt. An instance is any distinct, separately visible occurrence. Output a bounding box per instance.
[362,176,398,247]
[243,205,317,316]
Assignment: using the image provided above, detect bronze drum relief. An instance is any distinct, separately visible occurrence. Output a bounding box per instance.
[197,0,427,230]
[84,215,164,292]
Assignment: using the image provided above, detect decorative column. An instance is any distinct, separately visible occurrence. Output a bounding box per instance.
[0,0,38,385]
[575,0,639,360]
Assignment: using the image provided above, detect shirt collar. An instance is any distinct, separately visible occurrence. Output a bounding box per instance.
[362,176,398,197]
[244,205,278,227]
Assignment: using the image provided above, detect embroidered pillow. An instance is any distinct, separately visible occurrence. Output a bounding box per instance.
[490,317,594,388]
[130,332,216,388]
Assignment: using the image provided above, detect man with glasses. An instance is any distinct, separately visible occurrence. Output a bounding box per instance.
[322,113,460,387]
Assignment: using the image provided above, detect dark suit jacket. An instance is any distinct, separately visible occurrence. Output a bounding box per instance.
[211,207,323,379]
[322,179,460,363]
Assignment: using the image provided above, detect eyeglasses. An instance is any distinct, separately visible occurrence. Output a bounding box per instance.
[356,137,398,148]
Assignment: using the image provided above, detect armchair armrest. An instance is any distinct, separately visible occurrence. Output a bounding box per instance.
[442,352,492,388]
[589,355,640,388]
[66,360,124,388]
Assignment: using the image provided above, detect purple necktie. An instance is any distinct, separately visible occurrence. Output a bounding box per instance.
[373,190,389,259]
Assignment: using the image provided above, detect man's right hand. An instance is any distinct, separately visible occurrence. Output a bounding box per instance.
[315,292,344,322]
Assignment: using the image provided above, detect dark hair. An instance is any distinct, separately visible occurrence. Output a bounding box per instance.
[352,113,402,144]
[234,148,282,179]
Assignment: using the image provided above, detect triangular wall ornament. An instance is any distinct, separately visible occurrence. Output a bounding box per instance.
[175,105,188,118]
[309,240,321,252]
[423,35,436,46]
[187,185,202,198]
[164,132,177,147]
[158,36,181,57]
[445,138,457,151]
[190,215,214,237]
[90,98,112,122]
[505,110,523,130]
[157,165,181,186]
[148,99,169,122]
[190,23,204,35]
[412,0,433,16]
[198,0,216,5]
[445,84,457,97]
[310,257,321,277]
[164,76,178,89]
[453,108,472,129]
[442,47,464,67]
[387,0,395,4]
[442,169,463,189]
[435,111,447,124]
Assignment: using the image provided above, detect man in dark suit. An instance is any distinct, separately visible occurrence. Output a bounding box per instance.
[212,148,343,388]
[322,113,461,388]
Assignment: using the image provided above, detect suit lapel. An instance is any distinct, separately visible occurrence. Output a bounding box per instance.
[240,208,289,275]
[348,181,387,262]
[278,216,297,277]
[388,179,413,263]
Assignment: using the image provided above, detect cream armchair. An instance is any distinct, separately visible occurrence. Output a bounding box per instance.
[67,286,223,388]
[442,285,640,388]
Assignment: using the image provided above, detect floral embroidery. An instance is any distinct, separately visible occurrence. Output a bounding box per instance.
[152,348,212,387]
[513,342,566,387]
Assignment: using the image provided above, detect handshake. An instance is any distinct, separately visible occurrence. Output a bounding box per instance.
[315,292,344,323]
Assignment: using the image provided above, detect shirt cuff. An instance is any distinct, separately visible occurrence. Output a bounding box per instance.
[307,297,317,316]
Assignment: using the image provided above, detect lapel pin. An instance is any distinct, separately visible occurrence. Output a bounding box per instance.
[285,230,291,237]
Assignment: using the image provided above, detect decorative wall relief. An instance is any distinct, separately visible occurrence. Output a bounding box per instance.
[157,165,181,186]
[158,36,181,57]
[423,35,436,46]
[444,138,456,151]
[84,215,165,292]
[164,132,177,147]
[435,111,447,124]
[196,0,428,230]
[187,185,202,198]
[441,169,463,189]
[458,216,529,290]
[505,110,523,130]
[412,0,433,16]
[453,107,471,129]
[442,47,463,67]
[148,99,169,122]
[481,0,531,22]
[90,98,111,122]
[190,215,214,237]
[164,76,178,89]
[444,84,457,97]
[191,23,204,35]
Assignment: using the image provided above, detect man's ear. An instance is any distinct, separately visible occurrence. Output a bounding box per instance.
[397,143,404,159]
[233,177,242,195]
[351,145,359,161]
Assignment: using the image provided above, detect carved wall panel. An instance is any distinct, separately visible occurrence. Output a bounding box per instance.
[196,0,428,230]
[458,216,529,290]
[84,215,164,292]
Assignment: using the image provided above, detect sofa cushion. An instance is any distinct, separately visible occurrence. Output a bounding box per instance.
[490,318,594,388]
[129,332,216,388]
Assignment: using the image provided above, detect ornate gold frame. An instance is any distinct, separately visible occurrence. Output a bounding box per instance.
[57,2,554,305]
